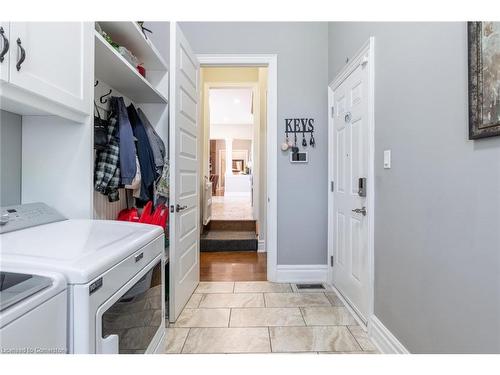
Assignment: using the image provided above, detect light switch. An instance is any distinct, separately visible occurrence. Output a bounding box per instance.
[383,150,391,169]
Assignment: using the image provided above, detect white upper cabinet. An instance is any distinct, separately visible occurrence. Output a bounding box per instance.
[0,22,9,82]
[1,22,93,121]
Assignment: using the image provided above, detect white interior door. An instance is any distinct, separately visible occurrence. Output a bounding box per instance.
[331,47,372,324]
[169,23,200,322]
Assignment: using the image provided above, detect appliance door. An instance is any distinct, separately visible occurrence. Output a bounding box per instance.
[96,257,164,354]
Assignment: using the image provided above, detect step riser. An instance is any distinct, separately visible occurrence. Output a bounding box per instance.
[206,220,256,231]
[201,239,258,252]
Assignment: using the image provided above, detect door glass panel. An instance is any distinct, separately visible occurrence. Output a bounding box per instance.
[102,261,162,354]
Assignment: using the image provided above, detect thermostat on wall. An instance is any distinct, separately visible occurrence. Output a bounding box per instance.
[290,151,308,163]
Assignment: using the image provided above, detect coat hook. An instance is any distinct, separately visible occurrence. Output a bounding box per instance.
[99,89,112,104]
[94,80,99,87]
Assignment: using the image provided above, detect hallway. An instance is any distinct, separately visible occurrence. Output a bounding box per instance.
[163,282,378,354]
[211,196,254,221]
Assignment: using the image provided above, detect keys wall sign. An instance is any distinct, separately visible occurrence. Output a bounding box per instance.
[282,118,316,151]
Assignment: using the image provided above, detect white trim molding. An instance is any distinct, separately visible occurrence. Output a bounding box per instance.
[198,54,278,282]
[275,265,328,283]
[369,316,410,354]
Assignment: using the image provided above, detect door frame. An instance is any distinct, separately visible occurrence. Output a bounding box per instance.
[197,54,278,281]
[327,37,375,328]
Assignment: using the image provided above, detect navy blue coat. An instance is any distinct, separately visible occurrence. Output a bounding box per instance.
[127,104,157,201]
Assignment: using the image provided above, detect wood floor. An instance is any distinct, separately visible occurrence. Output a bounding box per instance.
[200,251,267,281]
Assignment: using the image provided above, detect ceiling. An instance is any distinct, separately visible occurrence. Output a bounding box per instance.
[209,88,254,125]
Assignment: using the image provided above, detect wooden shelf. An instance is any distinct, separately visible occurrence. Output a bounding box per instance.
[97,21,168,71]
[94,31,168,104]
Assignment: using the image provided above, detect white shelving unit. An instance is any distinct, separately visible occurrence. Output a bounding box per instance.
[93,21,169,220]
[97,22,168,71]
[94,31,168,104]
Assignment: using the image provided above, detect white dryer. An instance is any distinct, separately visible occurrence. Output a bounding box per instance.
[0,203,166,354]
[0,268,67,354]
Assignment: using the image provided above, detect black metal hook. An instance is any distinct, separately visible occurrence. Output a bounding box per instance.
[94,80,99,87]
[99,89,112,104]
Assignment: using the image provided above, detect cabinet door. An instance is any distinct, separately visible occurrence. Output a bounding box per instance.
[0,22,9,82]
[9,22,92,114]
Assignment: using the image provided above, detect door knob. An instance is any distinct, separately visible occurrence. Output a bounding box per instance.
[352,206,367,216]
[344,112,352,123]
[176,204,188,212]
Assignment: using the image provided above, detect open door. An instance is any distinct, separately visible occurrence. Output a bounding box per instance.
[169,23,200,322]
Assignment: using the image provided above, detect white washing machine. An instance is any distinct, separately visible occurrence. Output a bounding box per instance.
[0,268,67,354]
[0,203,166,354]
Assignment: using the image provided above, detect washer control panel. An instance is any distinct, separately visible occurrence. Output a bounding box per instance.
[0,202,67,234]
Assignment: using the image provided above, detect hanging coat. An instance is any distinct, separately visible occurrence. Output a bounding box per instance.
[138,108,166,177]
[127,104,157,202]
[112,97,137,185]
[94,113,121,202]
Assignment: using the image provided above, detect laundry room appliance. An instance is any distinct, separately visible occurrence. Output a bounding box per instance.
[0,268,67,354]
[0,202,166,354]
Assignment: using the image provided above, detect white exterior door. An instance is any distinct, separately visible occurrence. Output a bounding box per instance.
[330,44,373,324]
[0,22,9,82]
[169,23,200,322]
[8,22,91,114]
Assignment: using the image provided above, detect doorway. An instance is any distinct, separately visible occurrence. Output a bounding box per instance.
[197,58,277,282]
[328,38,375,327]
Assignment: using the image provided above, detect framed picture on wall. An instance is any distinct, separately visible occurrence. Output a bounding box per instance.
[468,21,500,139]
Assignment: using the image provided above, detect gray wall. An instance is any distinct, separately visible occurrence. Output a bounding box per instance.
[181,22,329,265]
[0,110,22,206]
[328,22,500,353]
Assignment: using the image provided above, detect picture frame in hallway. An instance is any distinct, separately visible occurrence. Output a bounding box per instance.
[468,21,500,139]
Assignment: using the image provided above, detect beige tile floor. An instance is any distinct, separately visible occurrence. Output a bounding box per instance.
[163,282,379,354]
[211,196,254,220]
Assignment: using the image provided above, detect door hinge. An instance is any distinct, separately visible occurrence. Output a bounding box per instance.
[330,181,334,192]
[330,255,334,267]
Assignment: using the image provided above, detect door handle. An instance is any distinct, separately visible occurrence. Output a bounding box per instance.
[176,204,188,212]
[16,38,26,71]
[0,27,9,63]
[352,206,367,216]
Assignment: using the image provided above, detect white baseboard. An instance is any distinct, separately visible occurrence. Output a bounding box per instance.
[329,283,367,328]
[369,315,409,354]
[257,240,266,252]
[275,264,328,283]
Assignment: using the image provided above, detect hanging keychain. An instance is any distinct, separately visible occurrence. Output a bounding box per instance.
[310,129,316,147]
[292,133,299,153]
[281,133,290,151]
[302,127,307,147]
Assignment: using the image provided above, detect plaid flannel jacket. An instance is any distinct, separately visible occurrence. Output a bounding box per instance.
[94,114,121,202]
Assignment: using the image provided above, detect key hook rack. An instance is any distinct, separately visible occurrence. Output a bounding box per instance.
[283,118,316,150]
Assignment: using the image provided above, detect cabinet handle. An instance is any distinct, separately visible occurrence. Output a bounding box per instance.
[16,38,26,71]
[0,27,9,63]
